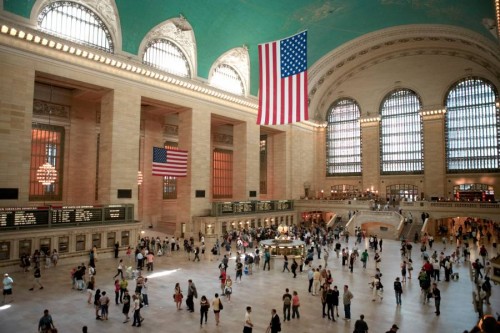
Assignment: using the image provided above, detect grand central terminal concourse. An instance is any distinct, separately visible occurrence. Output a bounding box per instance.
[0,1,499,332]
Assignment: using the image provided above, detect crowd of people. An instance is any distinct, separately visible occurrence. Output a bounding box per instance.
[2,217,499,332]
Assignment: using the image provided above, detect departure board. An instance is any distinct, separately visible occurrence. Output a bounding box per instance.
[104,206,126,221]
[0,208,49,227]
[52,207,103,224]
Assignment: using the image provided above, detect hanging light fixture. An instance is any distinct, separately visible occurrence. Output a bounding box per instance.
[36,85,58,186]
[137,171,143,185]
[36,162,58,185]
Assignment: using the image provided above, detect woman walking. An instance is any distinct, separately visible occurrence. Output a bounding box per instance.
[224,275,233,302]
[291,291,300,319]
[200,295,210,326]
[212,293,223,326]
[122,290,131,323]
[174,282,183,310]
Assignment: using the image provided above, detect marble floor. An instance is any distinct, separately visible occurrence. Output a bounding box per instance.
[1,234,498,333]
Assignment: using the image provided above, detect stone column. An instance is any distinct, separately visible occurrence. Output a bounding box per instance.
[233,122,260,200]
[0,55,35,203]
[98,89,141,211]
[360,117,381,194]
[421,107,447,200]
[177,108,212,236]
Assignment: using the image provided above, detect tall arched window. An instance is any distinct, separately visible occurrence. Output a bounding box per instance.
[143,39,190,78]
[37,1,113,52]
[326,98,361,175]
[380,89,423,174]
[445,77,499,172]
[210,64,245,95]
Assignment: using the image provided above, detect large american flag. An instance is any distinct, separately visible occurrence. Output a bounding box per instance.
[152,147,188,177]
[257,31,308,125]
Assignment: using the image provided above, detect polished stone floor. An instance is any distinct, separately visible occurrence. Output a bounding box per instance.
[1,234,498,333]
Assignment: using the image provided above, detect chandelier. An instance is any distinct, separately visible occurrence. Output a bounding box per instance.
[137,171,143,185]
[36,85,58,186]
[37,162,58,186]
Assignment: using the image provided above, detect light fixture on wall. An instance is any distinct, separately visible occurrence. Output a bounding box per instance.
[36,85,58,186]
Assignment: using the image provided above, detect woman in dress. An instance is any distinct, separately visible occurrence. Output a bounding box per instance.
[174,282,183,310]
[223,275,233,302]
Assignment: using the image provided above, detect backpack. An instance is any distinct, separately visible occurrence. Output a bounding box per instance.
[283,295,291,305]
[482,282,491,292]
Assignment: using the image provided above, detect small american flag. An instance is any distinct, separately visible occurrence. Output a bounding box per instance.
[152,147,188,177]
[257,31,308,125]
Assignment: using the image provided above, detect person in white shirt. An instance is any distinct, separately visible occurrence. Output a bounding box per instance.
[243,306,253,333]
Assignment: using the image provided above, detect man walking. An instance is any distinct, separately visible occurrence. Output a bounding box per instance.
[186,279,198,312]
[38,309,56,333]
[394,277,403,306]
[243,306,254,333]
[353,314,369,333]
[29,266,44,291]
[269,308,281,333]
[343,285,354,321]
[2,273,14,304]
[282,288,292,321]
[431,283,441,316]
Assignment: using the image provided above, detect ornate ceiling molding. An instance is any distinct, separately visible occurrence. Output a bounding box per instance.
[308,25,500,116]
[139,17,197,78]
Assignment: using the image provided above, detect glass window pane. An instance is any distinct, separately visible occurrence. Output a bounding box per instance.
[211,64,244,95]
[37,2,113,53]
[143,39,190,78]
[380,89,423,174]
[326,98,362,175]
[445,77,499,172]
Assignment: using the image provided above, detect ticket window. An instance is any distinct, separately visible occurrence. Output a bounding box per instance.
[19,239,32,257]
[121,231,129,247]
[58,236,69,253]
[39,238,51,255]
[0,241,10,260]
[92,233,101,249]
[76,235,86,251]
[107,232,116,248]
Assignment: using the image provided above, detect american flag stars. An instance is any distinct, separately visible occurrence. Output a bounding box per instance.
[280,31,307,78]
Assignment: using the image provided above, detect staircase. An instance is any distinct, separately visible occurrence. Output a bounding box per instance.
[402,222,423,241]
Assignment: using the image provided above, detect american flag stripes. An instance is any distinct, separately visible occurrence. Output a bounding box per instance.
[152,147,188,177]
[257,31,308,125]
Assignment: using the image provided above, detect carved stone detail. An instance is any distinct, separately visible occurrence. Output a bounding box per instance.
[33,99,70,119]
[163,124,179,136]
[213,133,233,145]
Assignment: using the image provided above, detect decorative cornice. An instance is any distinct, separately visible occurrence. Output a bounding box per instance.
[420,106,447,120]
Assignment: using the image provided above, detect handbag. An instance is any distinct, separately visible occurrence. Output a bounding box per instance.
[219,299,223,310]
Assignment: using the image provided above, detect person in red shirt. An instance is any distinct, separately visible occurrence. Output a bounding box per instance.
[423,260,433,280]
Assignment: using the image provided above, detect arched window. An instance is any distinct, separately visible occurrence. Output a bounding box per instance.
[210,64,245,95]
[326,98,361,175]
[37,1,113,52]
[380,89,423,174]
[445,77,499,172]
[143,39,190,78]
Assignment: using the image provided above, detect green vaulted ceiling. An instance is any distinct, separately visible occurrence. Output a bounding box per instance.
[4,0,497,95]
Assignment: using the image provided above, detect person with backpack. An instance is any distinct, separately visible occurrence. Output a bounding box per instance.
[282,288,292,321]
